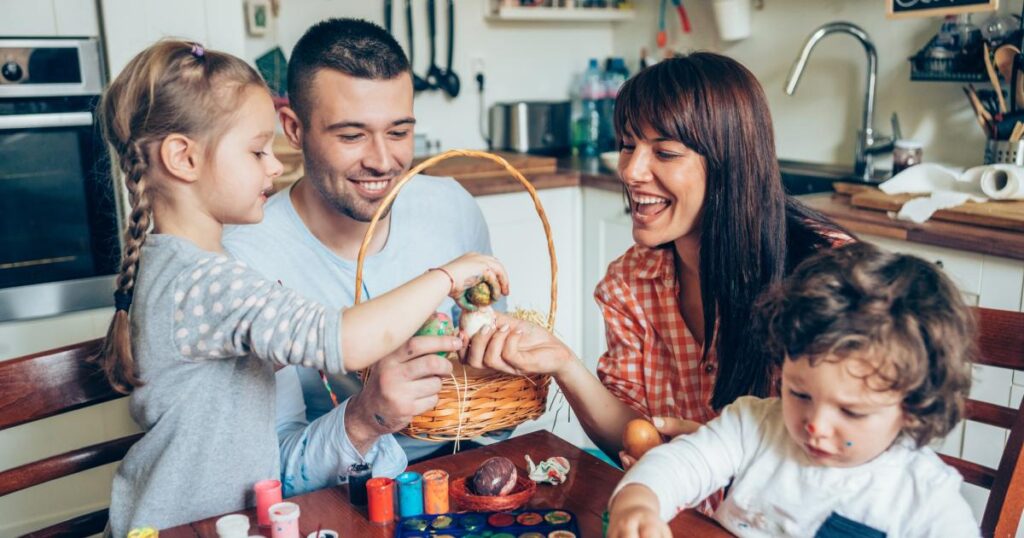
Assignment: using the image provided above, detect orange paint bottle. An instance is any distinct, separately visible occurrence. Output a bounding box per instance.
[422,469,449,514]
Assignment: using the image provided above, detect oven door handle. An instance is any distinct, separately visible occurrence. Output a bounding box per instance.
[0,112,94,130]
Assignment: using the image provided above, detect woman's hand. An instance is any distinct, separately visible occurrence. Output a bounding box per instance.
[618,416,702,470]
[440,253,509,310]
[607,485,672,538]
[460,312,575,377]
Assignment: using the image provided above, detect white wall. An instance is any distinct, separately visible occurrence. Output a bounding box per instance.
[244,0,617,150]
[612,0,1017,169]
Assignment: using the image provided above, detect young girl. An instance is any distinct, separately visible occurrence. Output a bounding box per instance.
[607,242,979,538]
[96,41,507,535]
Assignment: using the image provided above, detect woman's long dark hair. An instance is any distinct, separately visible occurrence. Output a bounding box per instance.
[614,52,849,410]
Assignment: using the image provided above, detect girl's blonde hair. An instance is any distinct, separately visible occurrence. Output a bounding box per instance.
[95,40,265,393]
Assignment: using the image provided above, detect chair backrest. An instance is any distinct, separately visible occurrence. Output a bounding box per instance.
[0,338,141,537]
[938,307,1024,538]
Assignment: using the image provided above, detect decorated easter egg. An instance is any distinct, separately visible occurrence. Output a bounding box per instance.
[415,312,455,356]
[623,418,662,460]
[460,305,496,339]
[471,456,517,496]
[464,281,495,307]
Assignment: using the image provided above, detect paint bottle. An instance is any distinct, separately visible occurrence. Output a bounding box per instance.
[422,469,449,514]
[254,479,283,527]
[268,501,300,538]
[366,477,395,524]
[396,471,424,517]
[345,462,371,505]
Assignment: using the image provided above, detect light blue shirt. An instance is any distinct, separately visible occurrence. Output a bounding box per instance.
[223,175,495,496]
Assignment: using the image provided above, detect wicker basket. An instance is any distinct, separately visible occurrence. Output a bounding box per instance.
[449,474,537,512]
[354,149,558,442]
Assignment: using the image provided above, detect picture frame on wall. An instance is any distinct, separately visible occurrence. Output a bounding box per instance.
[246,0,270,36]
[887,0,998,19]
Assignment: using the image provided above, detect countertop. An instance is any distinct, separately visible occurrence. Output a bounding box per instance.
[801,193,1024,262]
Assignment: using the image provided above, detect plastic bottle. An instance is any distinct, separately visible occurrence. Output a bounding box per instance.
[600,58,629,152]
[573,58,604,158]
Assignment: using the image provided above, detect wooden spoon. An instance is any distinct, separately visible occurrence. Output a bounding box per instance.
[994,44,1019,82]
[984,42,1008,113]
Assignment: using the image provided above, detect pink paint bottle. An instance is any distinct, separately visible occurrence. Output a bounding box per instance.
[268,501,300,538]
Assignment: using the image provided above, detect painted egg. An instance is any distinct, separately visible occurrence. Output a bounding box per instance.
[623,418,662,460]
[460,306,495,338]
[471,456,517,496]
[415,312,455,356]
[464,281,495,307]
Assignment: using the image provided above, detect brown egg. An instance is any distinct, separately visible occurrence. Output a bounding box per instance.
[623,418,662,460]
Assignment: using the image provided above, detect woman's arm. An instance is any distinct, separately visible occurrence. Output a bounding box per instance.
[463,314,643,458]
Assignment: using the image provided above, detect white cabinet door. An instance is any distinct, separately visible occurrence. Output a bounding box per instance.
[581,187,634,373]
[101,0,247,76]
[0,0,58,35]
[475,187,584,446]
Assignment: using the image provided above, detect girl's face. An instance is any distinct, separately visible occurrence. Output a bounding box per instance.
[781,356,906,468]
[617,125,707,248]
[203,85,283,224]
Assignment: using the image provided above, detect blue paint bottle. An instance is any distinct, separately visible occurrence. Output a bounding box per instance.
[395,471,424,517]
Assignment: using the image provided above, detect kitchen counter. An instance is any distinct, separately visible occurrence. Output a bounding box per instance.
[449,156,621,196]
[800,193,1024,262]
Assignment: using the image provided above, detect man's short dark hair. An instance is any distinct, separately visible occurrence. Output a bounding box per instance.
[287,18,410,123]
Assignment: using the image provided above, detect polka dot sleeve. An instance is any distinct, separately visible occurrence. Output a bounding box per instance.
[169,255,344,374]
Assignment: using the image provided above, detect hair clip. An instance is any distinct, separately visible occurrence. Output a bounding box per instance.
[190,43,205,59]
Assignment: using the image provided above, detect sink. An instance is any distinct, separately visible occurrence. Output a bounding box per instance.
[779,159,889,195]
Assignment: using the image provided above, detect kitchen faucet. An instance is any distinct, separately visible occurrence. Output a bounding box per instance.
[785,22,896,181]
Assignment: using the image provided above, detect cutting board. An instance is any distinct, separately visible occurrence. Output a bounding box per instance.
[412,151,557,180]
[833,183,1024,232]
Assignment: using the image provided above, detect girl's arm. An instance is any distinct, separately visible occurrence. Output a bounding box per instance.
[341,252,507,371]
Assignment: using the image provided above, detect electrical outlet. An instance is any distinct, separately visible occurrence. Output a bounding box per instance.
[470,56,485,76]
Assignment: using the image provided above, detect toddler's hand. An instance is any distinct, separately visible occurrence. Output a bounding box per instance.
[608,505,672,538]
[441,253,509,310]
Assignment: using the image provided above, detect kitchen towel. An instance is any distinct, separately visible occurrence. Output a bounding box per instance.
[879,163,985,223]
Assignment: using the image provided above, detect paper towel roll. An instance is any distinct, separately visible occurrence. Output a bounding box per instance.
[980,164,1024,200]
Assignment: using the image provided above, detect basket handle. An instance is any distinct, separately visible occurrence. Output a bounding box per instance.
[353,149,557,330]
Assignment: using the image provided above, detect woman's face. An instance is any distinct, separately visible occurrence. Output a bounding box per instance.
[618,125,707,248]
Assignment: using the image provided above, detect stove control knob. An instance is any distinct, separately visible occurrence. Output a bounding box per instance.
[2,62,22,82]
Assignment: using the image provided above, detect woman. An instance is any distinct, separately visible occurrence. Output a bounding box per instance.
[464,52,849,462]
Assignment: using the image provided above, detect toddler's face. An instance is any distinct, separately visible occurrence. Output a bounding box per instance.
[781,355,906,468]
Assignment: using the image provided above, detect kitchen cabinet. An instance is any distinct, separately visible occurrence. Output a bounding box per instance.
[100,0,246,76]
[861,233,1024,522]
[0,0,98,37]
[475,187,587,447]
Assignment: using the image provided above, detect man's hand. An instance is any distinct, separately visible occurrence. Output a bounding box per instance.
[345,335,460,453]
[618,417,701,470]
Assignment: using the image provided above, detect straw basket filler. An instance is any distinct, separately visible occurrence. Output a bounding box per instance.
[353,149,558,442]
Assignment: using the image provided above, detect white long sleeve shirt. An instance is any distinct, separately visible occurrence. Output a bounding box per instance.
[614,397,980,537]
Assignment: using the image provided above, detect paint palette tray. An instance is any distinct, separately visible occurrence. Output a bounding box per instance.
[395,508,580,537]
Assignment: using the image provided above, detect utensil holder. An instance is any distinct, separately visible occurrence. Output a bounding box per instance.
[984,139,1024,165]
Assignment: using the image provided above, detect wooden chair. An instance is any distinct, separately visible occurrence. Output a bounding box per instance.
[938,307,1024,538]
[0,339,142,537]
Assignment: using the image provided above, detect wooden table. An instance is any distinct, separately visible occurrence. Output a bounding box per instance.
[162,430,730,537]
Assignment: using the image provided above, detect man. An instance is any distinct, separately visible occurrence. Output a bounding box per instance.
[224,18,498,496]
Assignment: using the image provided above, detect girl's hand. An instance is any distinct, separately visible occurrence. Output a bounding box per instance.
[608,505,672,538]
[440,253,509,310]
[460,312,575,377]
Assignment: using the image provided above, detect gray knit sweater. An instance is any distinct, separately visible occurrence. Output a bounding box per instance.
[107,234,343,536]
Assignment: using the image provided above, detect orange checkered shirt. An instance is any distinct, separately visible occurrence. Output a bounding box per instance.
[596,232,852,424]
[595,244,720,424]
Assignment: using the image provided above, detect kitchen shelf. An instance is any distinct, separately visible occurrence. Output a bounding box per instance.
[486,6,635,22]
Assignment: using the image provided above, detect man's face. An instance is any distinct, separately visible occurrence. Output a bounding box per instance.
[299,70,414,222]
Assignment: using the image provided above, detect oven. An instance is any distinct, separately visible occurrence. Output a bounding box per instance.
[0,38,120,322]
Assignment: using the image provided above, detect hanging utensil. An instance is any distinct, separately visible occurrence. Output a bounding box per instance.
[437,0,460,98]
[425,0,445,91]
[384,0,392,35]
[405,0,431,92]
[964,85,993,138]
[983,42,1007,114]
[657,0,668,48]
[670,0,691,34]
